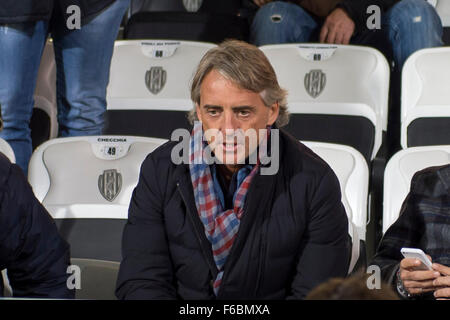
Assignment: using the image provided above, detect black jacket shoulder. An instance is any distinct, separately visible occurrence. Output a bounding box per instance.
[410,164,450,197]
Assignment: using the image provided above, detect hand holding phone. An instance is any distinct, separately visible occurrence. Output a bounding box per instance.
[401,248,433,271]
[398,248,441,296]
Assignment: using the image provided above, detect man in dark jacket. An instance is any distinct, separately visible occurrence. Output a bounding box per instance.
[0,144,73,297]
[116,40,350,300]
[371,164,450,300]
[250,0,442,72]
[0,0,129,175]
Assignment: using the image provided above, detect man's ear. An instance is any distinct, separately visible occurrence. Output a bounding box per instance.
[267,102,279,126]
[195,103,202,123]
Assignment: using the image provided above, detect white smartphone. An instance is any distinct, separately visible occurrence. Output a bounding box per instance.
[401,248,433,270]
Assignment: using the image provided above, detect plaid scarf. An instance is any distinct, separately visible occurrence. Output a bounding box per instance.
[189,122,260,296]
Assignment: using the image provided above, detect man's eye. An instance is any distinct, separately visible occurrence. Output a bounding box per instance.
[238,110,250,117]
[207,109,219,116]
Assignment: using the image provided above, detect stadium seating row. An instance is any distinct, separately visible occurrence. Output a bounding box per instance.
[2,135,448,298]
[33,40,450,159]
[3,136,368,298]
[29,37,450,269]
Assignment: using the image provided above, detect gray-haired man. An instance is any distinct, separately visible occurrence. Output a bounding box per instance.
[116,40,350,299]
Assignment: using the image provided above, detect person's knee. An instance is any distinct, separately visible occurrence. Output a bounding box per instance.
[389,0,442,30]
[253,1,306,25]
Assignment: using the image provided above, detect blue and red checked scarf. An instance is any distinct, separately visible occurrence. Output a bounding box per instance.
[189,122,260,296]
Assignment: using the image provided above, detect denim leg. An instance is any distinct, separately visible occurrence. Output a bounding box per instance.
[0,21,48,174]
[250,1,319,46]
[383,0,443,71]
[52,0,130,137]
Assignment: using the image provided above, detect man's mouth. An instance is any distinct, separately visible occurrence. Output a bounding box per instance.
[222,142,239,152]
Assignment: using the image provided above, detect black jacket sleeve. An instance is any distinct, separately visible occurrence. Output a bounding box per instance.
[0,155,73,298]
[115,154,177,300]
[338,0,400,33]
[287,167,351,299]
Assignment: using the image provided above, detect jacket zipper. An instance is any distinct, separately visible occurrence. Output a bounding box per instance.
[217,177,262,298]
[254,191,270,297]
[215,198,251,298]
[176,182,218,296]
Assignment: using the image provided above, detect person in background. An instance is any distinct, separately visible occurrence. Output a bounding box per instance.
[0,110,73,298]
[249,0,442,72]
[0,0,130,175]
[371,164,450,300]
[249,0,443,154]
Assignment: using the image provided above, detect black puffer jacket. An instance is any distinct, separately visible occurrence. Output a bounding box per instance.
[0,153,73,298]
[0,0,115,24]
[116,129,350,299]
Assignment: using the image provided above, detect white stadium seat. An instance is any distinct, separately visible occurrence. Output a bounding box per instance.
[427,0,450,44]
[33,39,58,141]
[383,145,450,233]
[261,44,390,163]
[28,135,167,299]
[401,47,450,148]
[303,141,369,273]
[435,0,450,27]
[28,135,167,262]
[105,40,216,138]
[427,0,437,7]
[0,137,15,163]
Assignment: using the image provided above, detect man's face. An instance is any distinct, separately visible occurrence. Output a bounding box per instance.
[196,69,279,170]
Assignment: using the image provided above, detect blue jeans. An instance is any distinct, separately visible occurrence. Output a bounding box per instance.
[0,0,130,174]
[250,0,443,70]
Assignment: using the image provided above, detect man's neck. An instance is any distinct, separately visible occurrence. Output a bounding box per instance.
[217,164,243,187]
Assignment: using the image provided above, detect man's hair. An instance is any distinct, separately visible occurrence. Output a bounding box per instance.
[189,40,289,127]
[305,273,399,300]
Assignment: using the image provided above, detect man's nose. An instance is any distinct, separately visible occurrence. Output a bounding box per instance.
[222,111,238,132]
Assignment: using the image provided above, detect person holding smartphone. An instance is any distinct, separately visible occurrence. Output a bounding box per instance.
[371,164,450,300]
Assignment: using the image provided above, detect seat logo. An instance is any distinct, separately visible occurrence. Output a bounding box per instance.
[98,169,122,202]
[145,66,166,95]
[183,0,203,12]
[304,69,326,98]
